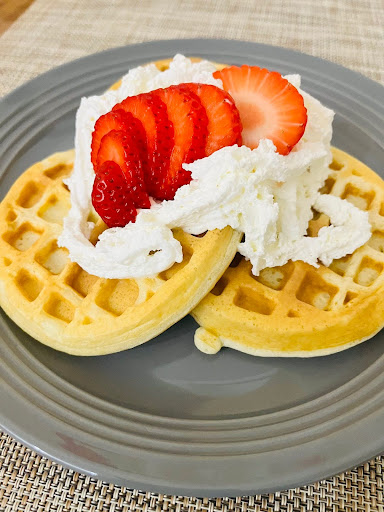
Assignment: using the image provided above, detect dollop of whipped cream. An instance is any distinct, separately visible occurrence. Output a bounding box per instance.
[59,55,371,279]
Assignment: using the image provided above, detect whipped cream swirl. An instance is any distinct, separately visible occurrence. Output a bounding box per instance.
[59,55,371,279]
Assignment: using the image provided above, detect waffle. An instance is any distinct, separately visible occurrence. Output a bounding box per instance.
[192,148,384,357]
[0,151,241,355]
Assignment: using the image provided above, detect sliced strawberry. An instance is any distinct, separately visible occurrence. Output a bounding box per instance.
[113,93,174,198]
[91,109,146,171]
[153,85,208,200]
[91,161,137,228]
[213,65,307,155]
[96,130,150,209]
[179,83,242,155]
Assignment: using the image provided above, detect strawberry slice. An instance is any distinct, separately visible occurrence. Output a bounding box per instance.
[153,85,208,200]
[91,109,147,172]
[91,161,137,228]
[179,83,242,155]
[113,93,174,198]
[96,130,150,209]
[213,65,307,155]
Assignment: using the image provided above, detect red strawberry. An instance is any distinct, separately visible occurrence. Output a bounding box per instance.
[96,130,150,209]
[91,161,137,228]
[213,65,307,155]
[153,85,208,200]
[113,93,174,198]
[179,83,242,155]
[91,109,146,171]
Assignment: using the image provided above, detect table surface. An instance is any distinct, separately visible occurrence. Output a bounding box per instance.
[0,0,383,511]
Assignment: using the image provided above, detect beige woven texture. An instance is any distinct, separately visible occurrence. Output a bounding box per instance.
[0,0,384,510]
[0,0,384,96]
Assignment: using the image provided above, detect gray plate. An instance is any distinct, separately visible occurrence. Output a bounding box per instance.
[1,39,384,498]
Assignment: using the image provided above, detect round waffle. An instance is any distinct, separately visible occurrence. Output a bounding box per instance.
[0,150,240,355]
[192,148,384,357]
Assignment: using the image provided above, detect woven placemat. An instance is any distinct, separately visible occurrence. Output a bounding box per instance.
[0,0,383,97]
[1,0,384,510]
[1,433,383,511]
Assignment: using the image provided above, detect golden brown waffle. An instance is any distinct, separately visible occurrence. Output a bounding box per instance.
[0,151,241,355]
[192,148,384,357]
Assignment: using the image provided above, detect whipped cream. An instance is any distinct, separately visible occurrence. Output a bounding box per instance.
[59,55,371,279]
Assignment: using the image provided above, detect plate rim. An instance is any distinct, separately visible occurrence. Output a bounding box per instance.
[1,37,384,104]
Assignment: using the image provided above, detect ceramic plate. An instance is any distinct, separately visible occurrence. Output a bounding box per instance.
[1,39,384,497]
